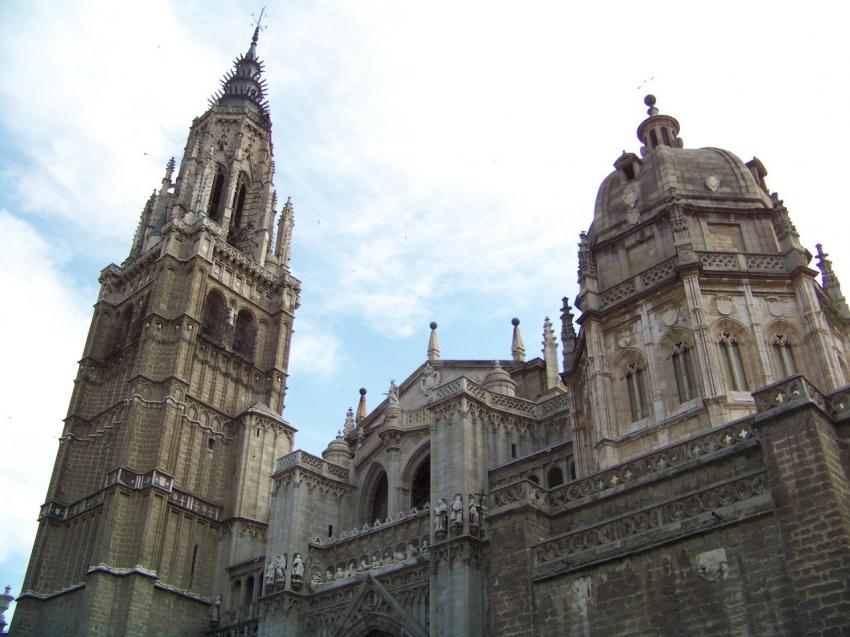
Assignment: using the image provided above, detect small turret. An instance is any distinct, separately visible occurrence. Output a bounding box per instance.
[560,297,577,371]
[542,317,560,390]
[323,429,352,468]
[636,95,683,157]
[483,361,516,396]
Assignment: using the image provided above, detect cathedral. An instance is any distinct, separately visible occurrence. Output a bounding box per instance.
[11,27,850,637]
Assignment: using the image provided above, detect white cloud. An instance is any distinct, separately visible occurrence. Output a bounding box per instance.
[289,320,345,380]
[0,210,91,564]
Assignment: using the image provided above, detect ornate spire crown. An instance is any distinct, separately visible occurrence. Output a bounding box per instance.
[208,20,271,128]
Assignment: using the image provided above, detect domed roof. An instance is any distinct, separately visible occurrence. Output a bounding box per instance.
[589,99,772,245]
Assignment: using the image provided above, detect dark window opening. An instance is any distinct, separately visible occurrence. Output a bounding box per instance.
[410,456,430,510]
[207,438,215,450]
[228,183,248,247]
[511,443,517,459]
[234,309,256,359]
[208,172,225,222]
[370,472,388,522]
[569,462,577,481]
[547,467,564,488]
[202,291,227,342]
[661,127,671,145]
[649,129,659,148]
[328,524,334,537]
[189,544,198,586]
[256,428,260,437]
[622,162,635,181]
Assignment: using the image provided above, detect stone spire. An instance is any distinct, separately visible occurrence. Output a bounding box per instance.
[511,318,525,362]
[636,95,683,157]
[816,244,850,318]
[560,297,577,371]
[427,322,441,362]
[208,23,270,128]
[275,196,295,266]
[542,317,560,390]
[343,407,355,436]
[356,388,368,423]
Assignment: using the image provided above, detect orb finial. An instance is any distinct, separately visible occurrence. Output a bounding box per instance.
[644,94,659,116]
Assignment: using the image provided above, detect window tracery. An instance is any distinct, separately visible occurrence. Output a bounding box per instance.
[771,332,796,379]
[671,341,698,403]
[624,359,650,421]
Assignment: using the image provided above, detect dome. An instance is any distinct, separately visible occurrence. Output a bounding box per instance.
[482,361,517,396]
[588,97,773,245]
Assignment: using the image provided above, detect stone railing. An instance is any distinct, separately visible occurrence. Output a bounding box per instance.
[275,450,347,481]
[40,467,220,522]
[533,472,768,569]
[430,377,537,417]
[489,418,757,513]
[307,509,430,585]
[598,257,677,309]
[753,374,826,413]
[699,251,786,274]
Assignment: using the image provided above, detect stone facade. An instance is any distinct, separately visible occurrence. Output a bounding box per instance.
[12,34,850,637]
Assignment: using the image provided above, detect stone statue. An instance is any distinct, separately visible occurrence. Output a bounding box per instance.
[264,557,276,588]
[469,496,481,528]
[434,498,449,532]
[308,572,322,593]
[210,594,222,625]
[358,557,369,572]
[387,379,400,404]
[450,493,464,528]
[273,554,287,584]
[291,553,304,581]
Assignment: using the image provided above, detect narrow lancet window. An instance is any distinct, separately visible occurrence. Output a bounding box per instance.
[772,332,796,378]
[719,330,748,391]
[625,360,650,421]
[672,341,698,403]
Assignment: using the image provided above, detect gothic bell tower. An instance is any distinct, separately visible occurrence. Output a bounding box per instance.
[12,27,300,637]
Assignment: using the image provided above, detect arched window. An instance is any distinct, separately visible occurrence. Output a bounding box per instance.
[234,310,256,359]
[547,466,564,488]
[671,341,698,403]
[208,171,225,222]
[719,329,748,391]
[202,291,227,342]
[410,456,430,510]
[370,472,388,523]
[114,304,134,351]
[772,332,796,379]
[228,180,248,247]
[625,360,650,421]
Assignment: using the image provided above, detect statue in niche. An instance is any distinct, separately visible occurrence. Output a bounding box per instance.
[291,553,304,582]
[358,557,369,572]
[450,493,464,528]
[434,498,449,532]
[370,552,381,569]
[308,572,323,593]
[334,566,344,579]
[469,496,481,529]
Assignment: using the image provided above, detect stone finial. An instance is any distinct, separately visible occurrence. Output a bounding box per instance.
[275,196,295,264]
[561,297,577,371]
[427,322,441,362]
[816,244,850,318]
[511,318,526,362]
[542,317,560,390]
[645,94,659,117]
[577,232,596,283]
[356,388,368,423]
[343,407,355,435]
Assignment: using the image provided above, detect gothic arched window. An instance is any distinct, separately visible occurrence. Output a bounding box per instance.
[671,341,698,403]
[371,472,388,523]
[772,332,797,379]
[208,171,225,223]
[547,466,564,488]
[410,456,430,510]
[202,291,227,342]
[234,309,256,359]
[719,329,748,391]
[625,359,650,421]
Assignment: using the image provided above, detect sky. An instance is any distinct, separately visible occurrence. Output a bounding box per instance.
[1,0,849,623]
